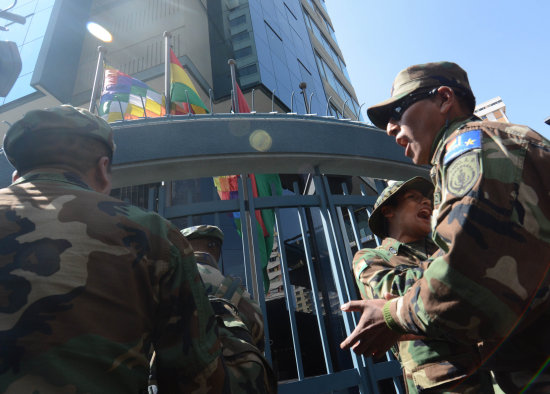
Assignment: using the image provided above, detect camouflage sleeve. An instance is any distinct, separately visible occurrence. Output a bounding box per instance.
[196,253,265,349]
[353,248,425,300]
[154,227,275,393]
[385,125,550,344]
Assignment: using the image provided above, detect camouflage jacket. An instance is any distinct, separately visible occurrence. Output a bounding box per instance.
[0,171,275,394]
[354,237,491,393]
[194,251,266,350]
[384,118,550,392]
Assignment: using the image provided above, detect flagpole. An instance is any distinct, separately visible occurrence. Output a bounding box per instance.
[89,46,106,113]
[228,59,239,113]
[228,58,258,298]
[163,31,171,115]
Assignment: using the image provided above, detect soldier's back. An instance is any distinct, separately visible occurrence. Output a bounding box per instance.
[0,172,185,393]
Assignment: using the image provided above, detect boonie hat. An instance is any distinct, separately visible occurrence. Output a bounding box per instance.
[3,105,115,168]
[181,225,224,244]
[368,176,434,239]
[367,61,473,130]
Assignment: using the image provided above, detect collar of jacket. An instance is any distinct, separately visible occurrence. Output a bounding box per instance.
[381,236,436,260]
[429,115,480,166]
[12,170,92,191]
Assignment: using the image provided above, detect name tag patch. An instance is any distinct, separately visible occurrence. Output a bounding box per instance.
[444,129,482,165]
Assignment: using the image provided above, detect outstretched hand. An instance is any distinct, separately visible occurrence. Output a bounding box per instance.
[339,299,401,357]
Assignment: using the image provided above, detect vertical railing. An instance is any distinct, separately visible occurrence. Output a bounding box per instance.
[312,171,379,394]
[294,183,334,375]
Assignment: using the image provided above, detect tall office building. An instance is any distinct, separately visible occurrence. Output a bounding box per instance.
[0,0,361,126]
[0,1,419,392]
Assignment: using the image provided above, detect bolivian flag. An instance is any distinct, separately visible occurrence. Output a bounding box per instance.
[169,49,209,114]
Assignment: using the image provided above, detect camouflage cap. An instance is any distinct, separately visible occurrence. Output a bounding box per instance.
[3,105,115,168]
[181,225,224,244]
[369,176,434,239]
[367,61,473,130]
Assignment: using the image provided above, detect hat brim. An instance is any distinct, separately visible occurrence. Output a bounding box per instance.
[366,94,405,130]
[368,177,434,239]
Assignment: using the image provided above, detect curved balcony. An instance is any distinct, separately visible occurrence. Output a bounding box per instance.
[109,113,427,187]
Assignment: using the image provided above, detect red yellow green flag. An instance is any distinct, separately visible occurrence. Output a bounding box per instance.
[169,49,208,114]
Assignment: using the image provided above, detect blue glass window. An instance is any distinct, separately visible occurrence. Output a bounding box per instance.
[234,46,253,58]
[229,14,246,27]
[239,63,257,76]
[232,30,249,42]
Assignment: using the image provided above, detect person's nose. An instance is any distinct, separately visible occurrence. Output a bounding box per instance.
[386,120,399,137]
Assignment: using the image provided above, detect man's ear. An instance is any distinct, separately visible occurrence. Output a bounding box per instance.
[437,86,455,115]
[93,156,112,194]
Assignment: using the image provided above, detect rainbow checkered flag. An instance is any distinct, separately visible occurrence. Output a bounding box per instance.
[99,65,165,122]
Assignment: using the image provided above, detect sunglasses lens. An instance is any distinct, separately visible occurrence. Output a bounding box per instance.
[389,89,436,122]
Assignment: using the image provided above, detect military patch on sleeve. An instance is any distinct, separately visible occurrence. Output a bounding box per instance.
[443,129,482,165]
[446,152,480,197]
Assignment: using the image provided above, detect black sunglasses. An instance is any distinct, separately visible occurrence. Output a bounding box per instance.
[389,87,439,122]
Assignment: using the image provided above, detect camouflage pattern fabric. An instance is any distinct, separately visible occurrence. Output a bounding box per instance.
[194,251,275,393]
[0,170,275,393]
[182,225,224,243]
[354,237,493,393]
[194,251,266,351]
[3,105,115,168]
[384,117,550,392]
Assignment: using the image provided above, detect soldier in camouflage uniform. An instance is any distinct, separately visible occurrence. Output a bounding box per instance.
[354,177,492,393]
[182,225,266,350]
[0,105,276,393]
[341,62,550,392]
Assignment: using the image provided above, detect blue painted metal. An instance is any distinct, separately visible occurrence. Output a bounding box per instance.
[311,172,378,394]
[274,207,305,380]
[318,173,357,306]
[147,187,155,212]
[157,182,166,217]
[108,114,426,188]
[244,176,273,365]
[0,114,428,188]
[236,177,254,298]
[294,182,333,374]
[165,199,240,217]
[342,183,362,248]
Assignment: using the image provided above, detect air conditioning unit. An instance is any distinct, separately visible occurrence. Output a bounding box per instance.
[0,40,22,97]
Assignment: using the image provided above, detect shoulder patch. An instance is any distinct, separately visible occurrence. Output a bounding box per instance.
[446,152,480,197]
[444,129,482,165]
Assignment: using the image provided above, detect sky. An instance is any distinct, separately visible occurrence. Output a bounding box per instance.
[325,0,550,139]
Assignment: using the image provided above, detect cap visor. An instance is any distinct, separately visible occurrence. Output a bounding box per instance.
[367,95,403,130]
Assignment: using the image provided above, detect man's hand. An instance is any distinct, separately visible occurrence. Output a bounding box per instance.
[339,299,401,357]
